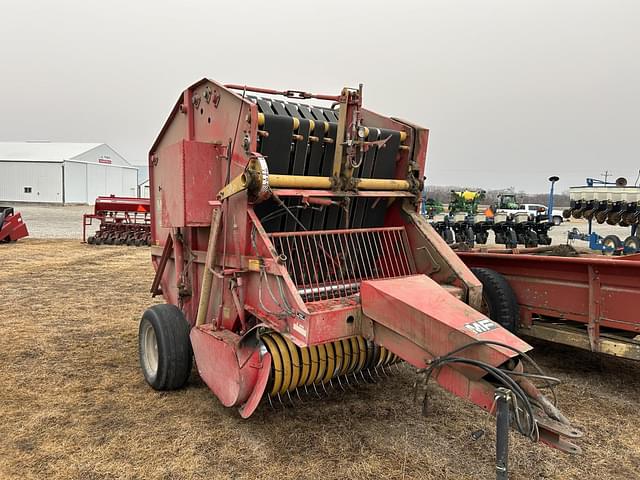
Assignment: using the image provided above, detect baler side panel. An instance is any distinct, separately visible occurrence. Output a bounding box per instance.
[397,204,483,309]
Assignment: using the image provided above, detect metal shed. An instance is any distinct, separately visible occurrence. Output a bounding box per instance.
[0,142,138,204]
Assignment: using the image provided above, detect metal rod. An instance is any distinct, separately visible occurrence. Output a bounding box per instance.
[297,283,359,297]
[267,174,411,191]
[495,388,510,480]
[224,83,341,102]
[196,203,222,326]
[269,225,405,238]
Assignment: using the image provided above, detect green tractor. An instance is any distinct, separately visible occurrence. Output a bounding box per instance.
[495,192,520,211]
[422,198,444,218]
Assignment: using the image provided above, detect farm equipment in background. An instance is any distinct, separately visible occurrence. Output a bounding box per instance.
[450,212,476,246]
[139,78,582,459]
[422,197,444,218]
[564,177,639,255]
[0,207,29,243]
[494,192,520,212]
[449,189,485,215]
[83,196,151,246]
[426,188,555,249]
[458,248,640,362]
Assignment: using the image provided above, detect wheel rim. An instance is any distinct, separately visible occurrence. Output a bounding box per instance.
[142,321,159,377]
[602,239,615,256]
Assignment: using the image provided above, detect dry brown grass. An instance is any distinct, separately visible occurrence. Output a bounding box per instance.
[1,239,639,479]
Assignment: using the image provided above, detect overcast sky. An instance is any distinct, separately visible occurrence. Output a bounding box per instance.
[1,0,638,193]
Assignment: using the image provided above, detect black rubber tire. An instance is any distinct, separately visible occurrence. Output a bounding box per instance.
[87,236,95,244]
[471,267,519,333]
[602,235,623,256]
[623,235,640,254]
[138,304,192,390]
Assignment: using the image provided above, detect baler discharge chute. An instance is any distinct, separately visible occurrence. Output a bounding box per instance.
[143,79,582,455]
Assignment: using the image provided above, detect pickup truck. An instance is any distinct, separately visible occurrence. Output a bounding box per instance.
[496,203,565,225]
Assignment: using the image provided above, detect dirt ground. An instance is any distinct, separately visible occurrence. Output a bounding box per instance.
[1,239,639,479]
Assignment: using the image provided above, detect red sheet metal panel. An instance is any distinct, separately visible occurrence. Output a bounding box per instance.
[360,275,530,372]
[458,252,640,333]
[94,196,150,214]
[190,326,267,411]
[153,140,222,228]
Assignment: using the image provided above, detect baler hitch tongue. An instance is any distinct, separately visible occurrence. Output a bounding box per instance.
[359,275,582,454]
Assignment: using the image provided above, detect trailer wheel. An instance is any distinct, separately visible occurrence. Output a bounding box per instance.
[623,235,640,254]
[471,267,519,333]
[139,304,192,390]
[602,235,623,256]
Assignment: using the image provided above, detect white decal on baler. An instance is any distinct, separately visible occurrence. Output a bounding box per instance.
[464,319,498,335]
[292,322,307,337]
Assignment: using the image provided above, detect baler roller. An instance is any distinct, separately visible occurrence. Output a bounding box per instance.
[261,332,399,398]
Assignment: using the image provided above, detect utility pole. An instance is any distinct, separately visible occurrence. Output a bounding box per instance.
[601,171,611,184]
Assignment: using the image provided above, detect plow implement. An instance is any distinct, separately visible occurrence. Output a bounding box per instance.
[0,207,29,243]
[83,196,151,246]
[139,78,582,459]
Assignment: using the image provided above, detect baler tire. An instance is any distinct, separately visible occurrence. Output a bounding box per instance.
[139,304,192,391]
[471,267,519,333]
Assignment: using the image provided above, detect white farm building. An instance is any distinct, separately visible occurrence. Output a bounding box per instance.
[0,142,138,204]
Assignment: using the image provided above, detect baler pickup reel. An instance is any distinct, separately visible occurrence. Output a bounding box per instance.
[143,78,582,460]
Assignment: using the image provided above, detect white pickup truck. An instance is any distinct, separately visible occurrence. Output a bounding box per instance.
[497,203,565,225]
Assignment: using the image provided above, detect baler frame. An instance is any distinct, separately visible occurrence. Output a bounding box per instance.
[143,78,583,457]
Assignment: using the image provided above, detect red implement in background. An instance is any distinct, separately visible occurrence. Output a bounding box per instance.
[458,249,640,360]
[83,195,151,246]
[0,207,29,243]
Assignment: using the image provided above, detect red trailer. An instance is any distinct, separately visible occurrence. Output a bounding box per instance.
[139,78,582,459]
[0,207,29,243]
[83,196,151,245]
[458,249,640,361]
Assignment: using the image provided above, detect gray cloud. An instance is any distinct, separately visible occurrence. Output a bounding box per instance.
[1,0,638,192]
